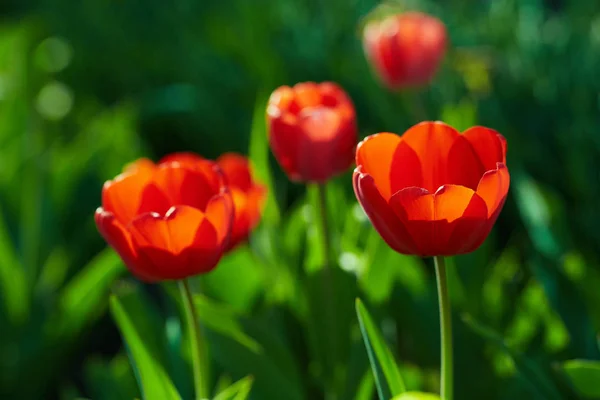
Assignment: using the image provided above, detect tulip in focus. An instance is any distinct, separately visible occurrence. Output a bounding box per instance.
[161,152,267,251]
[363,12,447,89]
[353,121,509,256]
[266,81,357,183]
[95,155,234,282]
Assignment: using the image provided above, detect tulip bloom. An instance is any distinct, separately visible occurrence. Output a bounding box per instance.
[363,12,447,88]
[353,121,509,256]
[161,152,267,251]
[267,82,357,183]
[95,156,234,282]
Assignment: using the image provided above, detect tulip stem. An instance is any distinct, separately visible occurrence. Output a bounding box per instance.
[317,183,338,399]
[179,279,210,400]
[434,256,453,400]
[317,183,332,267]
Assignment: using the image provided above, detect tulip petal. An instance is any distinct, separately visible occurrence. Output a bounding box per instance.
[129,206,220,279]
[378,18,402,86]
[319,82,346,108]
[159,152,204,168]
[123,158,156,175]
[153,164,217,211]
[389,185,488,256]
[446,136,486,190]
[356,133,402,200]
[400,122,460,192]
[247,184,268,227]
[296,108,345,182]
[363,22,390,84]
[102,167,170,224]
[159,154,223,192]
[94,208,159,282]
[461,127,505,172]
[353,168,419,254]
[205,192,234,245]
[433,185,488,254]
[389,187,434,255]
[268,117,301,180]
[298,107,342,142]
[293,82,322,110]
[217,153,254,191]
[476,163,510,218]
[226,186,268,252]
[389,140,423,196]
[498,134,508,164]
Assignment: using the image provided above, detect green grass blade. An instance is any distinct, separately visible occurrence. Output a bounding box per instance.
[356,298,406,399]
[562,359,600,398]
[109,290,181,400]
[213,375,254,400]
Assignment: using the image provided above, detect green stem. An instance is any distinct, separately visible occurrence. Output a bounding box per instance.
[434,256,453,400]
[316,183,337,400]
[317,183,332,267]
[179,279,210,399]
[398,89,428,123]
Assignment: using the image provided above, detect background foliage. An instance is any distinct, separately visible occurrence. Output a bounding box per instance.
[1,0,600,399]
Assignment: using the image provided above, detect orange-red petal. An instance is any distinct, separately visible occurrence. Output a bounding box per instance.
[123,158,156,175]
[102,167,169,224]
[353,168,419,254]
[94,208,159,282]
[159,152,205,169]
[476,163,510,219]
[205,191,235,246]
[400,122,460,193]
[356,133,402,200]
[128,206,221,279]
[217,153,254,191]
[159,153,223,192]
[153,164,217,211]
[461,127,505,172]
[389,185,488,256]
[293,82,322,110]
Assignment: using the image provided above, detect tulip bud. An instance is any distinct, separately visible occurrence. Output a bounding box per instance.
[266,82,357,183]
[363,12,447,89]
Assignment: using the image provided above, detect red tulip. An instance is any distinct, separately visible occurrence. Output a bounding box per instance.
[363,12,447,88]
[95,155,234,282]
[266,82,357,183]
[161,152,267,251]
[353,122,509,256]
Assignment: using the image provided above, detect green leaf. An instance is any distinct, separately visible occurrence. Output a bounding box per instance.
[0,208,27,324]
[59,249,124,335]
[353,370,375,400]
[361,230,427,303]
[202,246,264,312]
[248,92,279,226]
[213,375,254,400]
[462,314,561,400]
[193,293,262,353]
[303,186,326,274]
[206,313,305,400]
[109,287,181,400]
[84,354,140,400]
[391,392,441,400]
[305,267,359,394]
[562,359,600,398]
[355,298,406,400]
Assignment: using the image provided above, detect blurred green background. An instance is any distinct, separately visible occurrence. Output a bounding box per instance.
[2,0,600,399]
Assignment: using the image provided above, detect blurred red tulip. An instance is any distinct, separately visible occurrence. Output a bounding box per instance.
[363,12,447,88]
[353,121,509,256]
[162,152,267,251]
[217,153,267,250]
[95,155,234,282]
[266,82,357,183]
